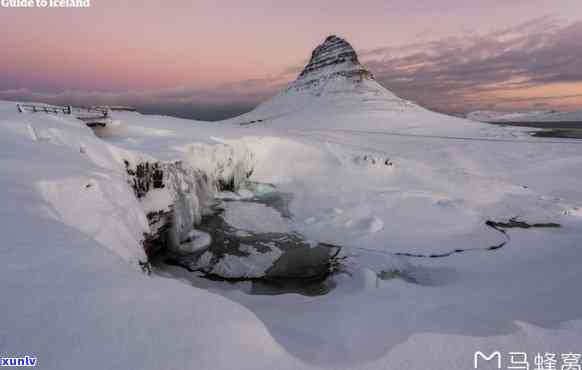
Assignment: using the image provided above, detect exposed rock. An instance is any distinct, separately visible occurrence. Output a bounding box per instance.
[142,210,172,257]
[485,218,561,232]
[297,35,373,82]
[285,35,377,95]
[124,160,165,199]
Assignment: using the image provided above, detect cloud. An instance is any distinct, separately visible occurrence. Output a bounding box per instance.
[0,58,302,120]
[1,16,580,118]
[0,74,289,121]
[359,16,582,112]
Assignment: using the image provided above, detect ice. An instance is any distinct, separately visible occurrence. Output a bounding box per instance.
[177,229,212,254]
[177,140,255,191]
[203,244,284,279]
[223,202,291,234]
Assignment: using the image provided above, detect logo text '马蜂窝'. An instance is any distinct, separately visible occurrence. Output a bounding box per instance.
[474,351,581,370]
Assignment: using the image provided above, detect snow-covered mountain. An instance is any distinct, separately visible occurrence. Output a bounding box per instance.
[227,35,493,135]
[285,34,392,101]
[2,35,582,370]
[468,109,582,123]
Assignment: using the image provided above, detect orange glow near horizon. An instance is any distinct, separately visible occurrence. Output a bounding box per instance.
[1,0,581,116]
[465,82,582,112]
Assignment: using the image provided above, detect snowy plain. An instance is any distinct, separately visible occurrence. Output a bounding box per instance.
[2,54,582,369]
[467,109,582,123]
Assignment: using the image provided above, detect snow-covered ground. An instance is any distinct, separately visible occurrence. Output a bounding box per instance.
[2,36,582,370]
[468,109,582,123]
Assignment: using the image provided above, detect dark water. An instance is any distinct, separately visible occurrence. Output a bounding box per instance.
[152,183,340,296]
[489,121,582,129]
[530,129,582,139]
[488,121,582,139]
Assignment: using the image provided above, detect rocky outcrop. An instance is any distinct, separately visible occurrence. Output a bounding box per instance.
[294,35,374,86]
[299,36,361,77]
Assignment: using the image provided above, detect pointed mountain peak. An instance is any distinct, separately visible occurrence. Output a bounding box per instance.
[229,35,420,126]
[297,35,372,82]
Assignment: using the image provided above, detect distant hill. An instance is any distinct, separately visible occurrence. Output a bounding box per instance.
[467,110,582,123]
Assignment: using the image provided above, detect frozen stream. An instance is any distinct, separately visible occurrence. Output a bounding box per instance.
[151,181,526,297]
[152,182,343,296]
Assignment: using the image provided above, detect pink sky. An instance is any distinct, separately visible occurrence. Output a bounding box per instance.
[1,0,581,119]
